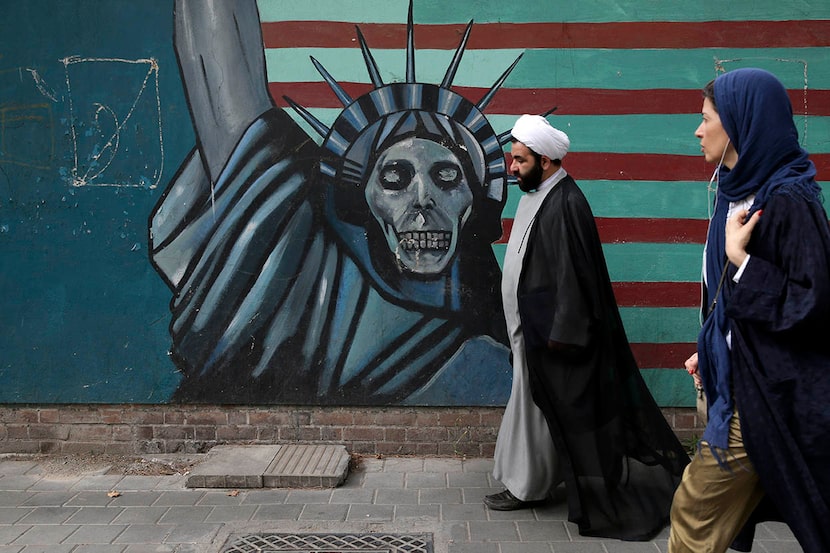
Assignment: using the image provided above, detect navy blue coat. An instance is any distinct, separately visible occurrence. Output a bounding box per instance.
[727,192,830,552]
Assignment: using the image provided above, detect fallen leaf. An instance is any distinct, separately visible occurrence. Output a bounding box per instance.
[228,490,240,497]
[107,490,121,498]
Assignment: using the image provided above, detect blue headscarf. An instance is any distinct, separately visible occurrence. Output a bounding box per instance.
[698,68,820,451]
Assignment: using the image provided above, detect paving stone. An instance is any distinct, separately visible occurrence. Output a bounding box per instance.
[0,461,39,475]
[72,545,130,553]
[469,520,520,542]
[20,492,78,506]
[12,524,79,544]
[106,492,163,507]
[0,491,33,507]
[64,524,130,544]
[516,521,571,541]
[406,472,448,488]
[376,488,418,505]
[362,472,405,488]
[297,504,349,521]
[329,487,374,504]
[187,444,264,489]
[346,504,394,521]
[449,472,490,487]
[442,503,489,521]
[111,507,169,524]
[420,488,462,505]
[66,491,122,507]
[263,445,350,488]
[28,478,82,491]
[394,504,441,521]
[156,505,213,524]
[0,476,41,491]
[185,444,349,489]
[153,491,203,506]
[163,522,222,543]
[250,504,303,521]
[66,506,123,524]
[383,458,425,472]
[17,506,79,524]
[112,524,172,544]
[284,489,333,504]
[0,507,28,524]
[0,525,28,545]
[499,544,553,553]
[204,505,257,522]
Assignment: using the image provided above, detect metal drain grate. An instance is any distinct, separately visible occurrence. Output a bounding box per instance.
[221,532,433,553]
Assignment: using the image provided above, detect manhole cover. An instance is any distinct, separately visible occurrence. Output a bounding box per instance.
[221,532,433,553]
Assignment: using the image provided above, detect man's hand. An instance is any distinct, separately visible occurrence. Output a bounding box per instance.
[725,209,762,267]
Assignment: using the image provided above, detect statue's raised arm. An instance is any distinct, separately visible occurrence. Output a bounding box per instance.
[174,0,273,182]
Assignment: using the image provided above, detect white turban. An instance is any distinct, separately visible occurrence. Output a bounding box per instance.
[511,114,570,161]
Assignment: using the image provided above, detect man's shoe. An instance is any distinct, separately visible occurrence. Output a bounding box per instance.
[483,489,528,511]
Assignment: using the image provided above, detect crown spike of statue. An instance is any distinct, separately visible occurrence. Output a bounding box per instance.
[282,0,523,142]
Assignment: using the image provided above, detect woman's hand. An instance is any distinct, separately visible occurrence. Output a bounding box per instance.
[725,209,762,267]
[685,352,702,390]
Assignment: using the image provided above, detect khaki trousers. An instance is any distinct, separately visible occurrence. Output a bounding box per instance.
[668,410,765,553]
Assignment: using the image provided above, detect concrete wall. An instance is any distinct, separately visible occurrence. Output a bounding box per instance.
[1,1,828,417]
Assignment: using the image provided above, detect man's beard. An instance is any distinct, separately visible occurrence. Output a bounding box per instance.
[517,161,543,192]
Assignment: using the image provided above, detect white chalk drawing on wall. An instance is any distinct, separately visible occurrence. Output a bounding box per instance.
[0,68,56,170]
[61,56,163,188]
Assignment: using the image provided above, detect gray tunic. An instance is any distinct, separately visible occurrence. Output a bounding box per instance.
[492,172,562,501]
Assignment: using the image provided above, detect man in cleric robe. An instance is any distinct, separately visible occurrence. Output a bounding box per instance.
[148,0,519,404]
[507,115,689,539]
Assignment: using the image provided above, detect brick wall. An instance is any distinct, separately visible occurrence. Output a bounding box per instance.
[0,405,704,457]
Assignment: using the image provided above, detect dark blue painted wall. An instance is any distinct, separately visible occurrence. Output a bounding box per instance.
[0,0,191,401]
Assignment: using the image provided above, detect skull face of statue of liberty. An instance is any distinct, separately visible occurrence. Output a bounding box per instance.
[282,6,523,285]
[365,137,473,274]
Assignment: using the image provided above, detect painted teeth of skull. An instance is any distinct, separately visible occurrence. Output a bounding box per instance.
[398,231,452,251]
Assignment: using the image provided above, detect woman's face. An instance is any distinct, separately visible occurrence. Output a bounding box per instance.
[695,98,738,168]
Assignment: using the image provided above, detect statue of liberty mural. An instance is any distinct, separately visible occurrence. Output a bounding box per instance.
[149,0,519,405]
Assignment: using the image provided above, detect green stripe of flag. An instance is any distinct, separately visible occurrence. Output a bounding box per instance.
[258,0,830,24]
[507,182,711,219]
[607,244,704,281]
[576,182,711,218]
[283,107,830,155]
[641,369,696,407]
[492,243,704,281]
[266,47,830,89]
[620,307,700,343]
[507,181,830,219]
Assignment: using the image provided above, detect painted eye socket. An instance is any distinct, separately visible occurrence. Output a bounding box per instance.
[378,161,414,191]
[430,161,463,190]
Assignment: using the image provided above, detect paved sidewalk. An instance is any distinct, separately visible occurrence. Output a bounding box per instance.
[0,453,803,553]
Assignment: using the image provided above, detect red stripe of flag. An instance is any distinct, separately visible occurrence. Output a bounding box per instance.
[613,282,701,308]
[595,217,709,243]
[269,83,830,116]
[630,342,697,369]
[262,20,830,49]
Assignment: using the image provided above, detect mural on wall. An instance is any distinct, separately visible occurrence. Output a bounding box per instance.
[149,0,515,405]
[1,0,827,405]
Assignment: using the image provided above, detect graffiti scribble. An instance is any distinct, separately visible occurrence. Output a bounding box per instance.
[61,56,164,188]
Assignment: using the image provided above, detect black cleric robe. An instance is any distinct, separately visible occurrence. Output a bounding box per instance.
[517,175,689,540]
